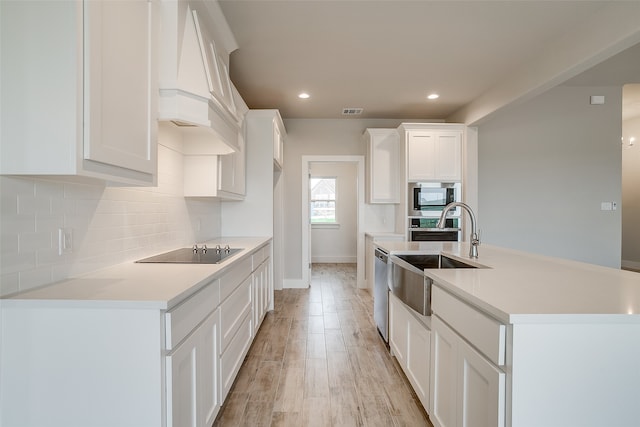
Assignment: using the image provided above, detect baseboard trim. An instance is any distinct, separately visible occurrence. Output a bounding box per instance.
[311,256,357,264]
[622,259,640,272]
[283,279,309,289]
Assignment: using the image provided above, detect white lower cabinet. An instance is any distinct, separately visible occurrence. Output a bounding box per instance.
[389,292,431,410]
[0,241,273,427]
[458,336,506,427]
[430,286,506,427]
[430,315,458,427]
[167,309,220,427]
[219,275,253,401]
[252,259,271,331]
[220,312,252,399]
[251,244,273,334]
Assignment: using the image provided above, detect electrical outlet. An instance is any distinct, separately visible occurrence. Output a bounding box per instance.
[58,228,73,255]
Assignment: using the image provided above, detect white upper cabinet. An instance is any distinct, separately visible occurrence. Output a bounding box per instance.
[158,0,240,154]
[400,124,463,182]
[364,128,401,203]
[273,119,285,169]
[0,0,158,185]
[184,86,248,199]
[218,87,248,199]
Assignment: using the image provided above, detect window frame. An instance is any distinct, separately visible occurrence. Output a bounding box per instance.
[310,176,338,226]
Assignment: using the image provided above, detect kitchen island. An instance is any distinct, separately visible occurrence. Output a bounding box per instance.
[0,237,272,427]
[376,240,640,427]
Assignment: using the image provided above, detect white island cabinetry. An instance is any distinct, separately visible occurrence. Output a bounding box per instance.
[429,286,506,427]
[0,0,157,185]
[0,239,273,427]
[375,241,640,427]
[389,293,431,411]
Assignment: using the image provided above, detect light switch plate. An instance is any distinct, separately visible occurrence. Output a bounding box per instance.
[601,202,613,211]
[590,95,605,105]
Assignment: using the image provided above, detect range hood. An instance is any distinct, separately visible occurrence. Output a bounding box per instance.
[158,2,239,154]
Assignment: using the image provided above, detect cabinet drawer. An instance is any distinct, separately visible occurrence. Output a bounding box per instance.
[220,275,252,351]
[221,312,252,400]
[165,280,220,350]
[432,285,506,365]
[220,256,252,302]
[252,244,269,269]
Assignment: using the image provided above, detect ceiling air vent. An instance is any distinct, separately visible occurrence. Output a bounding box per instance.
[342,108,363,116]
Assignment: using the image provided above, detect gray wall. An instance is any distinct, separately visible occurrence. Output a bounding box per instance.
[478,85,622,268]
[282,118,432,283]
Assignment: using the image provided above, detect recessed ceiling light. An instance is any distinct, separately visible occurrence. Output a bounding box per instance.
[427,93,440,100]
[298,92,310,99]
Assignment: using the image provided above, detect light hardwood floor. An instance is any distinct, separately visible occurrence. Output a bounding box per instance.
[214,263,433,427]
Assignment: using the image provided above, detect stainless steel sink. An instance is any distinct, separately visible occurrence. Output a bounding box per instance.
[393,254,478,270]
[389,253,482,316]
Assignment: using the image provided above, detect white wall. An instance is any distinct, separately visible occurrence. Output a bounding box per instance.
[0,124,222,296]
[477,85,622,268]
[622,114,640,269]
[281,118,433,283]
[310,162,357,263]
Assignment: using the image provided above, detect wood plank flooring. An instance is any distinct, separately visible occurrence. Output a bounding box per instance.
[214,263,433,427]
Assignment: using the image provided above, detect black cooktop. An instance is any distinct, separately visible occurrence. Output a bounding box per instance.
[136,247,242,264]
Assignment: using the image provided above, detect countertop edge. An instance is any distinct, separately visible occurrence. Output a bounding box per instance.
[375,240,640,324]
[1,237,272,310]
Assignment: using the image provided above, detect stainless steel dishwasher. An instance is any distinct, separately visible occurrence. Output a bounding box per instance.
[373,247,390,343]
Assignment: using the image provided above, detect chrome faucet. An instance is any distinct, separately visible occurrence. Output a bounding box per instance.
[437,202,480,258]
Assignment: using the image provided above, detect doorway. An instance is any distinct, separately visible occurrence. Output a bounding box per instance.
[622,84,640,271]
[301,156,365,288]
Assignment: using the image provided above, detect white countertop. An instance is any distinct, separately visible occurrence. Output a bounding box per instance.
[375,240,640,324]
[0,237,271,310]
[365,231,405,239]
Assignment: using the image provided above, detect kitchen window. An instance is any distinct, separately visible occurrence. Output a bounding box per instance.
[310,177,337,225]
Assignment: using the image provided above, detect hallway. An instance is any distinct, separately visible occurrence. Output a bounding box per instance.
[214,263,432,427]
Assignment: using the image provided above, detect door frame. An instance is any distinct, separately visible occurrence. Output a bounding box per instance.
[301,155,366,288]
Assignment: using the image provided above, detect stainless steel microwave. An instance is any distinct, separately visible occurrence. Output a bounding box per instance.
[408,182,460,216]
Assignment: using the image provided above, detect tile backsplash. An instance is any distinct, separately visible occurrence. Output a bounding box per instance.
[0,139,222,296]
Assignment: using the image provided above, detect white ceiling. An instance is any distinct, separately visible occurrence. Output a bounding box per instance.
[218,0,640,121]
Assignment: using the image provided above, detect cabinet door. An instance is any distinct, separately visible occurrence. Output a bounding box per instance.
[218,127,246,199]
[457,339,505,427]
[435,132,462,181]
[199,311,221,427]
[266,259,274,310]
[430,316,458,427]
[84,0,156,175]
[389,293,409,367]
[366,129,400,203]
[273,122,284,168]
[252,269,261,334]
[221,313,252,400]
[252,260,270,332]
[407,131,437,181]
[167,310,221,427]
[167,330,198,427]
[407,316,430,410]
